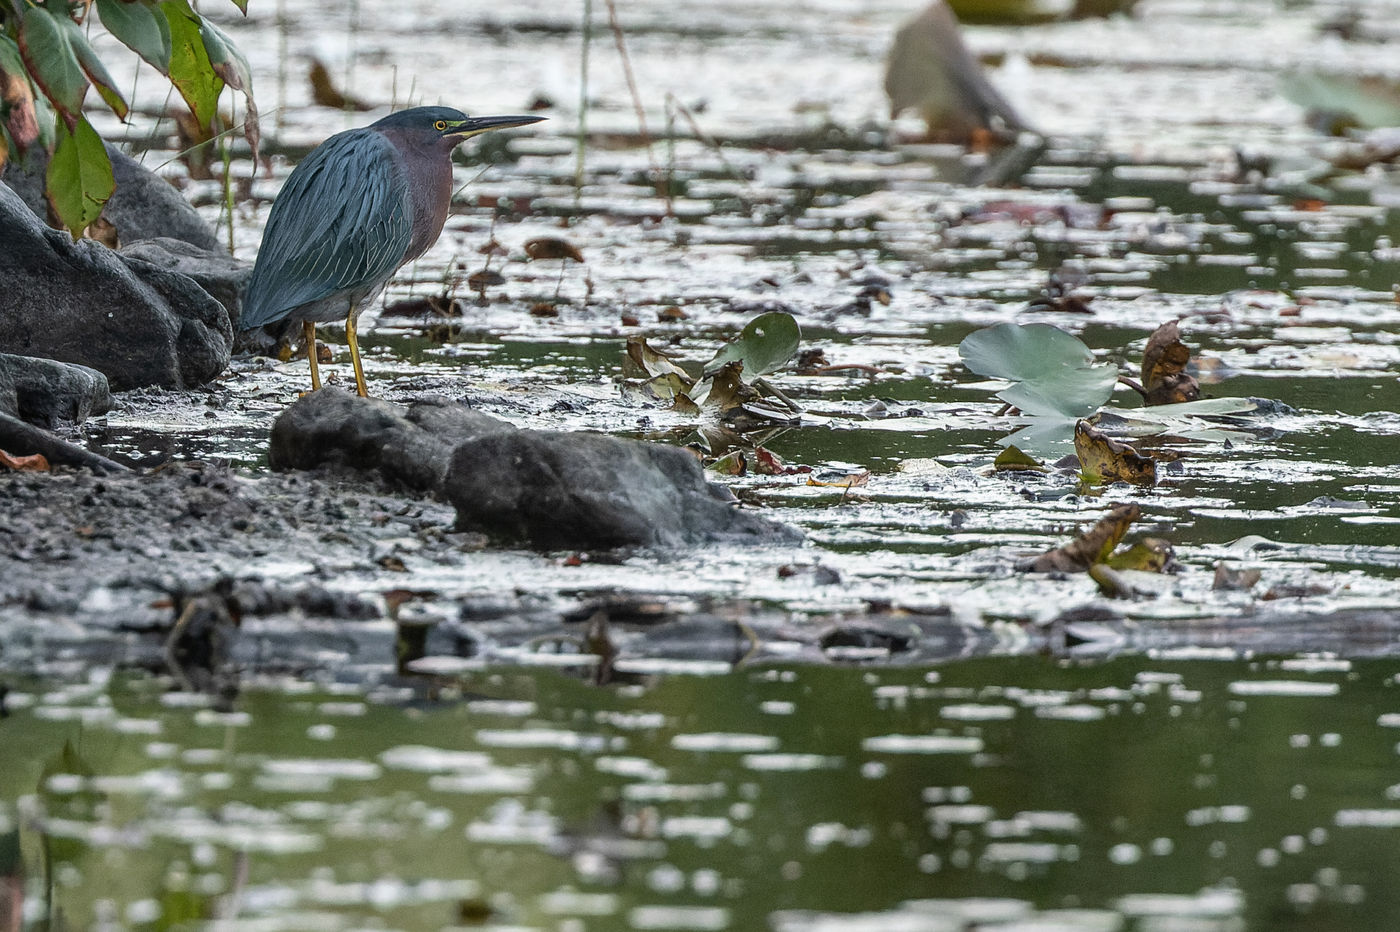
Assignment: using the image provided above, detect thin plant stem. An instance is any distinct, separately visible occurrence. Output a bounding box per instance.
[575,0,591,208]
[604,0,665,212]
[275,0,287,139]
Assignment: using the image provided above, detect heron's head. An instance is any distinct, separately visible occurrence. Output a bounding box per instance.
[373,106,544,152]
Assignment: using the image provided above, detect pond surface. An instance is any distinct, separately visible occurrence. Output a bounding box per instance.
[76,0,1400,633]
[9,0,1400,927]
[5,657,1400,930]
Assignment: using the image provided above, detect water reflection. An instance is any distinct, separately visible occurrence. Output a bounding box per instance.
[2,657,1399,929]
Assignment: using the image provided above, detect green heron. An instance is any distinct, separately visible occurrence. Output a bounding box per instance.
[239,106,544,396]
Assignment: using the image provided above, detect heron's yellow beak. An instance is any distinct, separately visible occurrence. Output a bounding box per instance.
[447,115,545,140]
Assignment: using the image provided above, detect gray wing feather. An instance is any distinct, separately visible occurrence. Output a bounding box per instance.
[240,130,413,329]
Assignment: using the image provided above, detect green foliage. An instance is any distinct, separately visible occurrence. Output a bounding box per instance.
[959,321,1117,419]
[47,115,115,235]
[0,0,253,238]
[163,0,223,130]
[704,311,802,378]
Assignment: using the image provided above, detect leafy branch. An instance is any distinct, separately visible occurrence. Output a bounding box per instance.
[0,0,255,238]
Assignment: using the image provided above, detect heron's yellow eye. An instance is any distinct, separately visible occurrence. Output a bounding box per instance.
[434,120,448,131]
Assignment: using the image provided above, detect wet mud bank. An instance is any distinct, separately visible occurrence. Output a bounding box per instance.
[5,447,1399,696]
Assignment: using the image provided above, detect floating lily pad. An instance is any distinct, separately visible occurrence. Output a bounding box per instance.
[705,312,800,378]
[959,322,1117,419]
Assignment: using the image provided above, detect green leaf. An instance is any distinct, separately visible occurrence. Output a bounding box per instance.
[46,114,116,239]
[993,444,1046,473]
[959,322,1117,419]
[228,0,249,13]
[705,312,801,378]
[97,0,172,75]
[199,15,259,156]
[0,35,27,77]
[161,0,223,131]
[18,5,88,124]
[60,16,129,120]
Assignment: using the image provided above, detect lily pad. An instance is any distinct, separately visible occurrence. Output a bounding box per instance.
[705,312,800,378]
[959,322,1117,419]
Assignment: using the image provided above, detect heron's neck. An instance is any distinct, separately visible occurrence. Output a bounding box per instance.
[400,147,454,263]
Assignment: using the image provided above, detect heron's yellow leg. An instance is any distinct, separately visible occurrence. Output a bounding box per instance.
[346,306,368,398]
[303,321,322,391]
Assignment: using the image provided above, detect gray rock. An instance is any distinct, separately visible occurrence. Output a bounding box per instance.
[0,353,111,426]
[269,389,509,491]
[120,237,251,326]
[269,388,800,550]
[2,144,223,252]
[442,428,797,549]
[0,183,233,391]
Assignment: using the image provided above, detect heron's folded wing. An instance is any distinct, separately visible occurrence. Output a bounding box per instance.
[240,131,413,328]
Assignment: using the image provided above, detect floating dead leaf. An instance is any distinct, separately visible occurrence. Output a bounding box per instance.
[795,348,830,372]
[641,372,692,402]
[1105,537,1174,573]
[524,237,584,263]
[530,302,559,317]
[1023,503,1140,573]
[691,361,757,411]
[1213,562,1262,591]
[753,447,790,475]
[377,555,407,573]
[1074,420,1157,486]
[627,337,692,380]
[1027,271,1093,314]
[478,238,508,257]
[0,449,50,472]
[993,444,1047,473]
[709,451,747,475]
[381,295,462,318]
[620,313,640,327]
[658,305,688,321]
[309,57,373,111]
[1141,320,1199,405]
[467,269,506,292]
[806,471,870,489]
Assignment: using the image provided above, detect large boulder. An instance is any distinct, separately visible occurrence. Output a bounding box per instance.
[269,389,800,550]
[0,183,233,391]
[441,429,793,549]
[120,237,251,327]
[0,354,111,426]
[1,144,223,252]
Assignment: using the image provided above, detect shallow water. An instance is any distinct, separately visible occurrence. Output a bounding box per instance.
[5,657,1400,930]
[10,0,1400,926]
[64,0,1400,630]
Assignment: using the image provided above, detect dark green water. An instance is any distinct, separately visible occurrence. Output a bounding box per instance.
[4,656,1399,930]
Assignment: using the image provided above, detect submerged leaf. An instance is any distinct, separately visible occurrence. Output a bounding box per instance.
[705,312,800,378]
[1023,503,1139,573]
[959,322,1116,419]
[993,444,1046,473]
[1074,420,1156,487]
